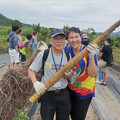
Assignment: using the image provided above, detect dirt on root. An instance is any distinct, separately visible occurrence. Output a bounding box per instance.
[0,65,8,81]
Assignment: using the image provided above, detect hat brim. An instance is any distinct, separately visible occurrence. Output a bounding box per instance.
[51,33,66,38]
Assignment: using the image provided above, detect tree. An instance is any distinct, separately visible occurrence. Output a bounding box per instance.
[83,28,97,41]
[32,23,40,32]
[63,24,69,34]
[4,20,23,27]
[39,27,50,42]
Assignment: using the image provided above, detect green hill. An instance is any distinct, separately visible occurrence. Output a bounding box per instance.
[110,31,120,36]
[0,13,11,25]
[0,13,32,27]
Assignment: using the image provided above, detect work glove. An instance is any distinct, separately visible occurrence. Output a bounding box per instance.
[33,81,46,95]
[87,43,98,59]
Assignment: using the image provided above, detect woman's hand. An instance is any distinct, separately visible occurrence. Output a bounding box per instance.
[64,69,73,79]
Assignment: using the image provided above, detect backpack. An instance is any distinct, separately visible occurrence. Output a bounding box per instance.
[18,39,26,49]
[41,48,70,76]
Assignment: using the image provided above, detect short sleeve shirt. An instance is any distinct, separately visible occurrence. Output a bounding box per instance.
[29,48,70,91]
[101,45,112,62]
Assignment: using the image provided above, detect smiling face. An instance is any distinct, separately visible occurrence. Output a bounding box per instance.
[49,34,65,51]
[68,31,81,49]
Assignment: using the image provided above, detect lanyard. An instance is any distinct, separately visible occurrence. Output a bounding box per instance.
[51,48,63,72]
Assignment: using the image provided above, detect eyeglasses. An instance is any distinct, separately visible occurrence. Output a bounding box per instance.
[52,37,65,41]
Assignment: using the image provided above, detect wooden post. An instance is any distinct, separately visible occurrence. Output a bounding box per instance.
[29,20,120,103]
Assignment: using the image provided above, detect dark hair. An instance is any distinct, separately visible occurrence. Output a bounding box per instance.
[12,24,19,31]
[106,38,112,44]
[17,29,22,34]
[33,31,38,35]
[26,34,32,40]
[67,27,81,39]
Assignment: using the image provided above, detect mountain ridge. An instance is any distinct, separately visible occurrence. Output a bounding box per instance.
[0,13,120,36]
[0,13,32,27]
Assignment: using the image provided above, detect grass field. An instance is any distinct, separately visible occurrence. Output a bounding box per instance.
[0,25,120,66]
[112,46,120,65]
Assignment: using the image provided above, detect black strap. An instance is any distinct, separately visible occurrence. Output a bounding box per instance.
[64,50,70,62]
[41,49,70,76]
[42,49,50,76]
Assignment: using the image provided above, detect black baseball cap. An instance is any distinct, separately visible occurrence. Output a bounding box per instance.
[49,29,66,38]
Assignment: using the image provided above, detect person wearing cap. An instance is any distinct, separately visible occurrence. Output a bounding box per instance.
[98,38,113,86]
[81,33,90,46]
[65,27,98,120]
[28,28,72,120]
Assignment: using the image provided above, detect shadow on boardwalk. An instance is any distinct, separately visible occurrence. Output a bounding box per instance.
[92,68,120,120]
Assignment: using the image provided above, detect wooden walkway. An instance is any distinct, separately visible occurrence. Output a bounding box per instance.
[92,69,120,120]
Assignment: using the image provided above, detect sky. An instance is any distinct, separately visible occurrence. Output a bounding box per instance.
[0,0,120,32]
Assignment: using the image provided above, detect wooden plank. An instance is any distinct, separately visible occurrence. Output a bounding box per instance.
[107,70,120,102]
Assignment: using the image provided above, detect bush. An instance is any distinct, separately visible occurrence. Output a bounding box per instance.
[12,109,29,120]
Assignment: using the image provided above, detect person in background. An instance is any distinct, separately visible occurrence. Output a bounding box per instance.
[98,38,112,86]
[19,34,32,62]
[98,68,104,82]
[7,24,19,68]
[28,29,72,120]
[65,27,98,120]
[32,31,38,53]
[95,45,104,83]
[17,29,22,43]
[81,33,90,46]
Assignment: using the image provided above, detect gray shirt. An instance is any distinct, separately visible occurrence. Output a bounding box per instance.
[8,31,19,49]
[29,48,70,91]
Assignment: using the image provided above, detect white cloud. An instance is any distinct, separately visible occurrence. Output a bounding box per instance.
[0,0,120,32]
